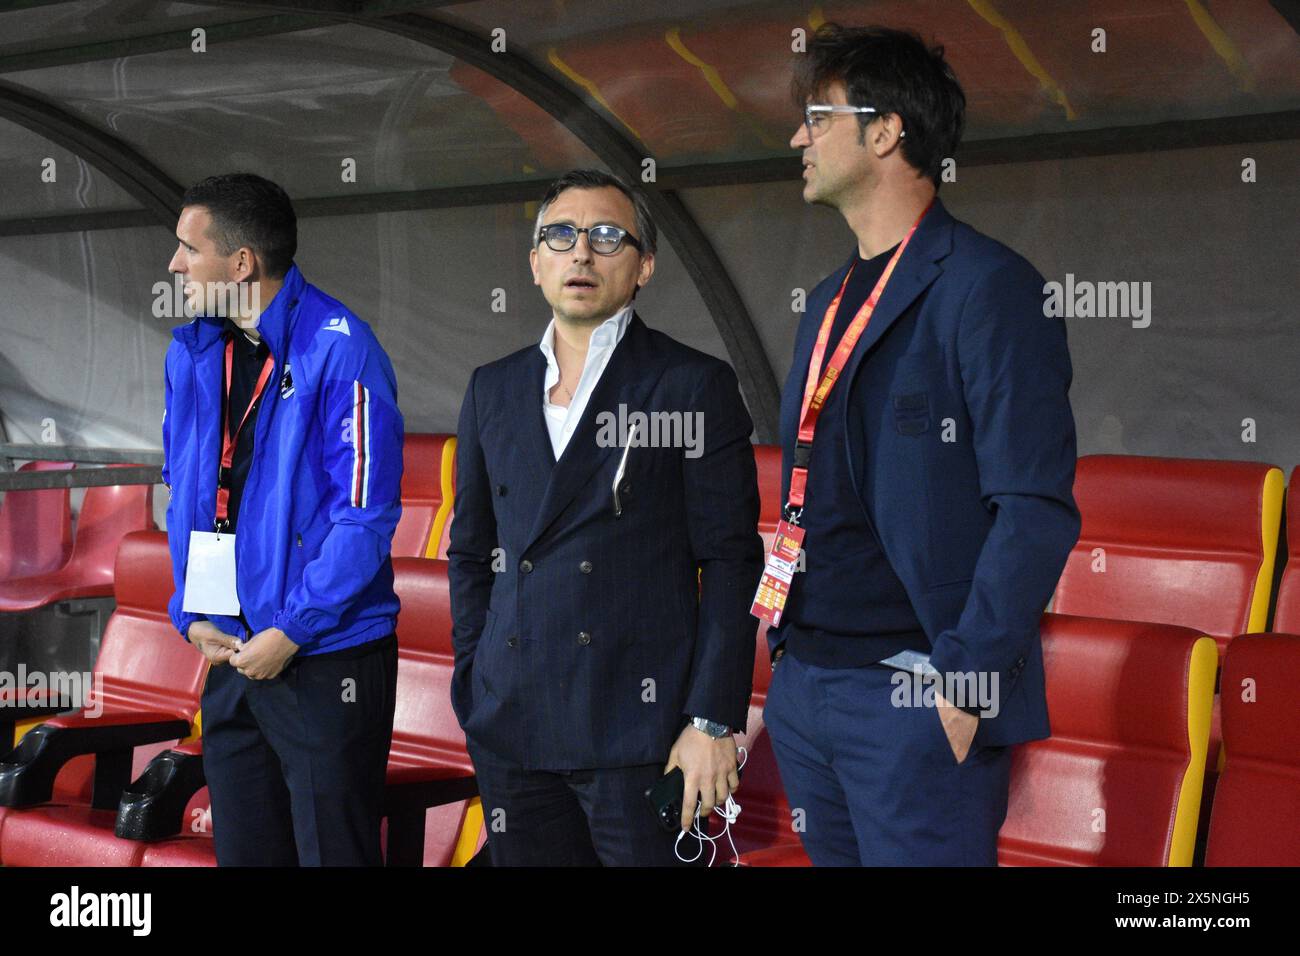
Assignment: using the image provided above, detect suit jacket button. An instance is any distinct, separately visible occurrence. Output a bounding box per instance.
[497,484,508,496]
[579,560,593,574]
[619,481,632,497]
[520,559,534,573]
[577,631,591,646]
[506,637,518,648]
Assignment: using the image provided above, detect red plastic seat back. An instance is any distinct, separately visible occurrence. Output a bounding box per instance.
[1053,455,1283,649]
[45,531,203,804]
[392,434,454,560]
[738,446,790,851]
[0,461,74,580]
[89,530,206,717]
[729,621,796,857]
[999,614,1217,866]
[66,468,157,591]
[754,444,782,550]
[1206,633,1300,865]
[1271,468,1300,633]
[390,558,470,772]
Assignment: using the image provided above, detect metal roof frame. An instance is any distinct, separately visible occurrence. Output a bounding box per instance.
[0,0,783,436]
[1,0,1298,434]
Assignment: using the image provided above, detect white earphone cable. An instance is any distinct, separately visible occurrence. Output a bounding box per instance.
[674,745,748,867]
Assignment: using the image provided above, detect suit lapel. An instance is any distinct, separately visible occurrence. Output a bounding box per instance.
[520,348,556,474]
[837,199,953,392]
[524,313,668,551]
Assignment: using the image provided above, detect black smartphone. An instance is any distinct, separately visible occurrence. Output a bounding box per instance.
[646,766,690,833]
[645,763,746,833]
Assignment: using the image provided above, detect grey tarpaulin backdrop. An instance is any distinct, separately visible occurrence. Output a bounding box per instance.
[1,138,1297,531]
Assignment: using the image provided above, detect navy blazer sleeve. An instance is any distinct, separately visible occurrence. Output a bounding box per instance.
[925,257,1081,711]
[680,362,765,732]
[447,367,496,728]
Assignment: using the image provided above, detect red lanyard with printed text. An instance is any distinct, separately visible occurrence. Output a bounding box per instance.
[215,336,274,530]
[784,200,932,523]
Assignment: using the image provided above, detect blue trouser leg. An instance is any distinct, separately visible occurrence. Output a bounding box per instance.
[764,652,1013,866]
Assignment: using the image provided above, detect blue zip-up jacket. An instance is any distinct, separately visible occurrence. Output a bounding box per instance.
[162,264,404,655]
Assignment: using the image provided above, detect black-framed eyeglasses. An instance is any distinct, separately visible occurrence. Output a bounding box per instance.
[803,104,881,139]
[537,223,642,256]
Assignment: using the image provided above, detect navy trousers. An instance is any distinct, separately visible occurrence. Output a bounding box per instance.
[200,634,398,866]
[763,651,1012,866]
[467,739,705,867]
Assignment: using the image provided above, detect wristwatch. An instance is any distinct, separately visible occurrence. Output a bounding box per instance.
[691,716,731,738]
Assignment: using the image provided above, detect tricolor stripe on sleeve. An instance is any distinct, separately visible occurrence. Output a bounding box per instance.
[350,380,372,508]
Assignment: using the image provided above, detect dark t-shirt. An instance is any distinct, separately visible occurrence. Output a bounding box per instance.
[221,321,270,533]
[781,243,929,668]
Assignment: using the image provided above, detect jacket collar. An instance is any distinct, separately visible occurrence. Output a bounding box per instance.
[791,197,955,394]
[523,312,670,551]
[172,263,305,358]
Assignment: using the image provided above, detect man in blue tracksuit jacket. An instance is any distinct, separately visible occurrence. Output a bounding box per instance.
[162,174,404,865]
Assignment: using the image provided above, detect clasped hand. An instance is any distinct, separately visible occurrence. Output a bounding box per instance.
[189,621,298,680]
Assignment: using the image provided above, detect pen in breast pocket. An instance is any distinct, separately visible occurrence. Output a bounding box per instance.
[612,420,639,518]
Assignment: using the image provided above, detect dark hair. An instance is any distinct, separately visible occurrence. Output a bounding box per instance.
[534,169,657,255]
[792,24,965,188]
[181,173,297,278]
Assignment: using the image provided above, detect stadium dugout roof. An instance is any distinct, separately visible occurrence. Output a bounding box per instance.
[0,0,1296,440]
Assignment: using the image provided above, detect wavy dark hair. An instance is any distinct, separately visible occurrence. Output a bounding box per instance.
[792,24,966,188]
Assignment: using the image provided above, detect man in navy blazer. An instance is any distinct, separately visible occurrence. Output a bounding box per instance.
[448,170,764,865]
[763,25,1080,865]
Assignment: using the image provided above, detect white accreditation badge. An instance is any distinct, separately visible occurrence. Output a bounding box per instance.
[182,530,240,615]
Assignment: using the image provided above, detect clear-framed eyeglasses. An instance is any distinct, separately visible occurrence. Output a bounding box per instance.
[537,223,642,256]
[803,104,890,139]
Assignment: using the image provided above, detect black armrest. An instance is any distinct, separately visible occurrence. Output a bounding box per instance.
[0,689,78,752]
[383,768,478,867]
[115,745,207,842]
[0,713,191,810]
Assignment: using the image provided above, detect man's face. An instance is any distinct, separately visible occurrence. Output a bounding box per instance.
[167,206,242,319]
[790,81,875,208]
[529,185,654,325]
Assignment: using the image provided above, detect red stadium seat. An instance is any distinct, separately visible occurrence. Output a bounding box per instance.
[138,831,219,866]
[0,468,157,612]
[1205,633,1300,865]
[0,461,74,582]
[999,614,1217,866]
[1269,467,1300,633]
[391,434,455,560]
[1053,455,1284,650]
[742,615,1217,867]
[0,531,204,866]
[1053,454,1285,843]
[754,444,782,551]
[132,740,215,867]
[731,620,807,866]
[383,557,477,865]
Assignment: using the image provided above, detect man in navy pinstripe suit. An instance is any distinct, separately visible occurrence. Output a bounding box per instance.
[448,170,765,866]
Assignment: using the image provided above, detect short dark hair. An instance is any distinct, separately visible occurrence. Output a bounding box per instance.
[534,169,657,255]
[792,24,965,188]
[181,173,297,278]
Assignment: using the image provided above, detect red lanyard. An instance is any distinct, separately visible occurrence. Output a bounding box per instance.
[215,336,274,529]
[785,200,932,521]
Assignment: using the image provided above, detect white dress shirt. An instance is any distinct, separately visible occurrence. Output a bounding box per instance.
[539,305,633,459]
